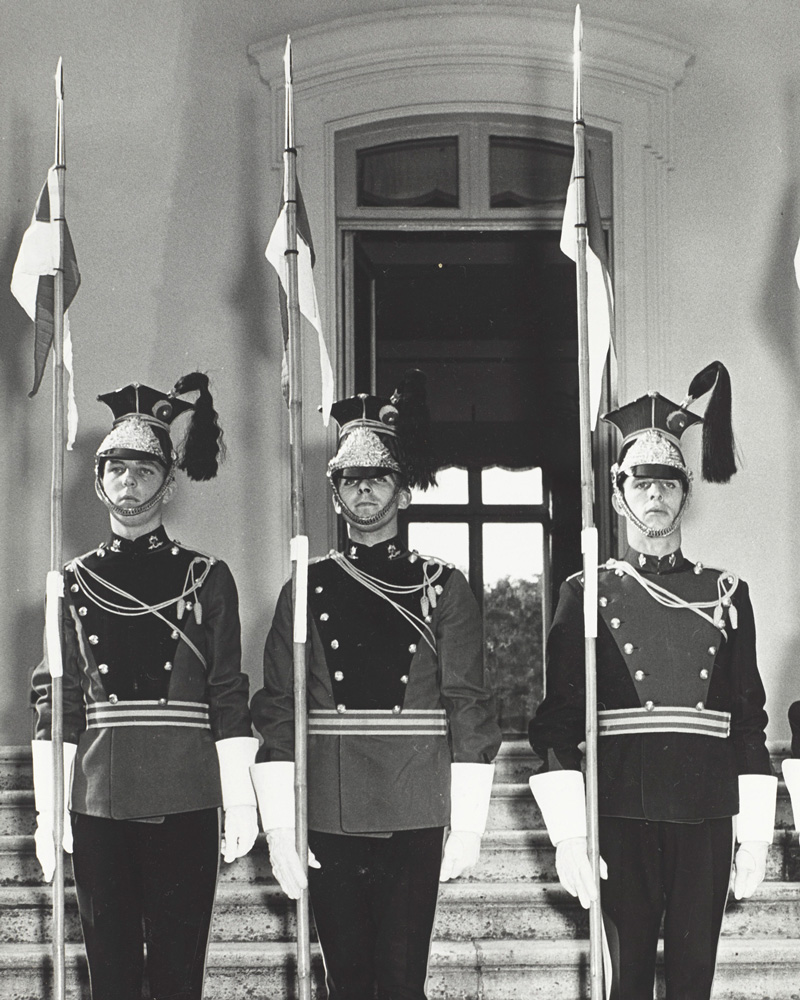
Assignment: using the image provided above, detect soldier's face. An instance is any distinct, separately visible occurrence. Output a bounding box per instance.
[337,473,399,517]
[102,458,168,510]
[621,476,684,531]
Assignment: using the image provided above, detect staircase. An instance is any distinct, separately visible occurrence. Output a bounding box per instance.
[2,740,799,999]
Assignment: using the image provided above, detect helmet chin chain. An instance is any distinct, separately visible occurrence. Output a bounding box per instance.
[330,479,401,527]
[611,474,690,539]
[94,467,175,519]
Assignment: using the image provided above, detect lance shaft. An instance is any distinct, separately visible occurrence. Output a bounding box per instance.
[50,59,67,1000]
[571,8,604,996]
[282,42,313,1000]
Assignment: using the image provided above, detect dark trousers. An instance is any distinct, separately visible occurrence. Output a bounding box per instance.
[71,809,220,1000]
[599,815,734,1000]
[307,827,445,1000]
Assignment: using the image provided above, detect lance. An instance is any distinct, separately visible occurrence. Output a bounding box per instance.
[47,56,68,1000]
[280,36,313,1000]
[570,8,604,997]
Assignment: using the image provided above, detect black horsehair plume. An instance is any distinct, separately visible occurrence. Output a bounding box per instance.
[392,369,437,490]
[172,372,226,481]
[683,361,737,484]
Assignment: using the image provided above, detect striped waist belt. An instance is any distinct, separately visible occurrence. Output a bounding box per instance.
[308,709,447,737]
[87,700,211,730]
[598,706,731,739]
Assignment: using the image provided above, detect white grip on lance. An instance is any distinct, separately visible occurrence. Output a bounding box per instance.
[45,570,64,678]
[581,527,598,639]
[290,535,309,643]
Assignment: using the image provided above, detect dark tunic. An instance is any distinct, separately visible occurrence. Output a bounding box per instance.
[529,546,772,821]
[31,525,252,819]
[251,536,501,835]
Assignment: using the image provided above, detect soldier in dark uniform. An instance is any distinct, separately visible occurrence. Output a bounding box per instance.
[250,372,502,1000]
[31,374,258,1000]
[528,362,777,999]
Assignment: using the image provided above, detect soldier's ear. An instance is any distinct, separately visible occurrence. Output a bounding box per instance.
[611,493,623,516]
[162,477,177,506]
[397,487,412,510]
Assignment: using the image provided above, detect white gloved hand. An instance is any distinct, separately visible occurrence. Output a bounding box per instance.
[555,836,608,909]
[439,830,481,882]
[31,741,76,883]
[221,804,259,863]
[732,840,768,900]
[266,828,321,899]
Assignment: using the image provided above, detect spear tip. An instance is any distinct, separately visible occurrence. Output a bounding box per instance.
[55,57,64,100]
[284,35,293,85]
[573,5,583,52]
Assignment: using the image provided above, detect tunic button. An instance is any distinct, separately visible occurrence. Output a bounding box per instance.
[392,705,402,714]
[599,597,608,607]
[623,643,634,654]
[400,675,409,684]
[171,546,179,555]
[644,700,654,711]
[336,704,346,713]
[96,549,106,557]
[610,618,620,629]
[409,553,418,563]
[408,644,417,654]
[78,607,88,616]
[330,640,339,650]
[694,563,703,575]
[88,635,99,645]
[108,694,118,704]
[315,586,324,594]
[164,661,172,672]
[708,646,717,656]
[70,583,79,593]
[185,602,193,611]
[424,615,432,623]
[98,664,109,675]
[171,630,179,639]
[615,569,624,577]
[700,668,709,680]
[158,698,167,705]
[696,701,705,711]
[435,585,443,595]
[634,670,645,681]
[334,671,344,682]
[320,613,329,622]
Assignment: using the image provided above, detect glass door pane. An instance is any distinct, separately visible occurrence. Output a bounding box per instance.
[482,522,545,733]
[407,522,469,576]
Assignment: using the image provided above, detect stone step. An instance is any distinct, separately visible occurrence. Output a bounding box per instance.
[4,879,800,946]
[3,831,799,888]
[3,936,800,1000]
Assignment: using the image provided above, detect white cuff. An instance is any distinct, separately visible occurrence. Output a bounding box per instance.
[449,763,495,835]
[782,759,800,831]
[529,770,586,845]
[31,741,77,814]
[216,737,258,808]
[736,773,778,843]
[249,760,295,831]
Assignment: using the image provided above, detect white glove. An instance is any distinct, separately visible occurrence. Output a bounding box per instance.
[555,836,608,909]
[221,805,259,863]
[216,737,259,862]
[732,840,768,900]
[31,740,77,883]
[250,760,320,897]
[736,773,777,843]
[529,769,587,844]
[438,762,495,882]
[439,830,481,882]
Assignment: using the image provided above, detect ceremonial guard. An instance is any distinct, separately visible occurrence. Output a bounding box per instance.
[250,372,502,1000]
[30,374,258,1000]
[528,362,777,999]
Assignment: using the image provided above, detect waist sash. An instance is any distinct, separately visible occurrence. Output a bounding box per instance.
[598,706,731,739]
[309,708,447,736]
[87,699,211,730]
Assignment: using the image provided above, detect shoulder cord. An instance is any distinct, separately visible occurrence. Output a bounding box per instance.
[69,556,212,667]
[330,553,441,654]
[604,559,739,641]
